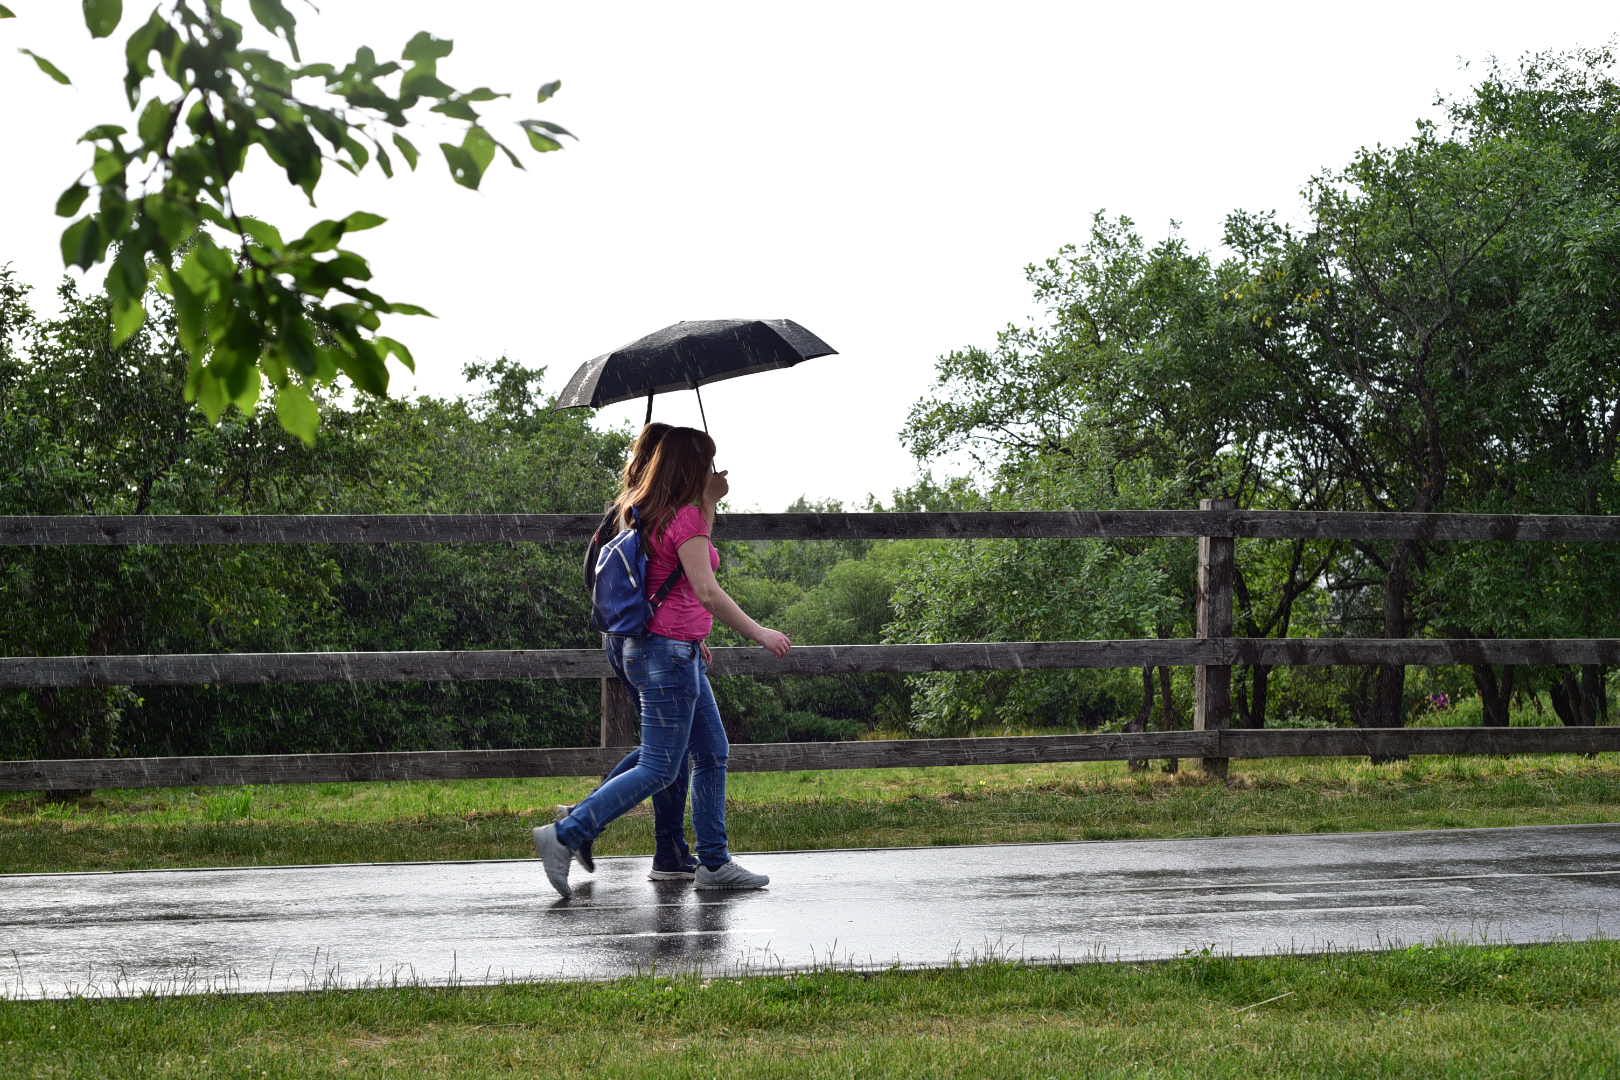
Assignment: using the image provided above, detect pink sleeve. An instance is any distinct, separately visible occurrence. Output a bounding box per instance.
[662,504,710,555]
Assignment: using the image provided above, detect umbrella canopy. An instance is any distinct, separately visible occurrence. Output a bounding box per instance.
[556,319,837,416]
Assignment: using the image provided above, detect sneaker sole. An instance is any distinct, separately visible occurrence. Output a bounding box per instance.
[695,879,769,890]
[648,868,696,880]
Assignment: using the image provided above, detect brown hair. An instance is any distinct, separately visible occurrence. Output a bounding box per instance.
[619,426,715,537]
[622,422,672,492]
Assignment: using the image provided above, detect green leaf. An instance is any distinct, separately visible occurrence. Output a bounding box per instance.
[0,6,16,18]
[440,142,482,190]
[430,98,479,122]
[403,31,454,64]
[123,12,165,106]
[79,124,126,143]
[392,133,419,170]
[249,0,300,62]
[137,98,171,146]
[60,216,102,270]
[376,335,416,372]
[144,195,196,248]
[463,126,496,172]
[167,270,206,354]
[524,128,563,154]
[341,211,387,233]
[82,0,122,39]
[524,118,575,139]
[383,301,434,317]
[192,367,229,423]
[536,79,561,103]
[110,296,146,347]
[239,216,284,250]
[55,183,90,218]
[20,49,72,86]
[275,383,319,445]
[92,147,126,184]
[334,341,390,395]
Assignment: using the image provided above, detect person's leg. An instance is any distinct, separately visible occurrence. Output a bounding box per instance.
[554,636,698,851]
[648,753,695,877]
[685,666,731,869]
[686,665,769,890]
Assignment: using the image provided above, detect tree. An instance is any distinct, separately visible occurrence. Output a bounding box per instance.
[1232,47,1620,727]
[899,48,1620,735]
[4,1,570,442]
[0,268,626,759]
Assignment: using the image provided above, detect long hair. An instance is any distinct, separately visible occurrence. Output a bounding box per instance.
[622,422,672,492]
[620,426,715,537]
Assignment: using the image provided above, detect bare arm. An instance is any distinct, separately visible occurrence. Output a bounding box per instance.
[677,535,791,657]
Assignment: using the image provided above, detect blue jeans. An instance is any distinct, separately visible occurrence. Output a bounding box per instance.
[602,636,691,859]
[557,634,731,868]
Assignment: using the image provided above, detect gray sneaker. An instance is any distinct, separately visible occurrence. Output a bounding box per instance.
[553,805,595,873]
[694,860,769,890]
[532,823,573,897]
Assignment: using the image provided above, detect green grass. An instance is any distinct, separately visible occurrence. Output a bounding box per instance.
[3,753,1618,874]
[4,943,1619,1077]
[6,757,1617,1074]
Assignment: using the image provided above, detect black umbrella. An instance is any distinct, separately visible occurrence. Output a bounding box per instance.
[555,318,837,427]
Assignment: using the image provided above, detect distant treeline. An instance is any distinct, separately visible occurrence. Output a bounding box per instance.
[4,50,1619,760]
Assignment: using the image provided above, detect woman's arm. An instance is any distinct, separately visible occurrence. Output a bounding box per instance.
[677,535,791,657]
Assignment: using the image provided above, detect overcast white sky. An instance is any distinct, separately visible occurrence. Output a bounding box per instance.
[2,2,1615,510]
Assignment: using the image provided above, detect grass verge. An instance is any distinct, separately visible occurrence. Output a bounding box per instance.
[3,754,1618,874]
[2,943,1618,1078]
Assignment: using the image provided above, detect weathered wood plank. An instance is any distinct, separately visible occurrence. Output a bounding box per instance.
[6,509,1620,546]
[6,639,1620,688]
[1219,726,1620,758]
[1196,498,1236,777]
[1235,639,1620,666]
[4,726,1615,791]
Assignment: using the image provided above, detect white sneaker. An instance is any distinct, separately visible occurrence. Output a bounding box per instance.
[694,860,769,890]
[532,823,573,897]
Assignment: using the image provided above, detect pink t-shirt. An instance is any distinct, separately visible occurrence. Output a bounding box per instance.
[646,504,720,641]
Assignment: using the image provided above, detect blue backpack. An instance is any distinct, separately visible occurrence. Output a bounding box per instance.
[585,506,685,635]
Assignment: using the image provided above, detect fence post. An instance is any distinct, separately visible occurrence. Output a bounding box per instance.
[601,677,638,747]
[1195,497,1235,779]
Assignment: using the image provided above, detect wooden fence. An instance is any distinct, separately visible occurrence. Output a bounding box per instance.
[3,503,1619,792]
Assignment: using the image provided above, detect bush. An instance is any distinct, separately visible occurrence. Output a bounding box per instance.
[743,710,862,744]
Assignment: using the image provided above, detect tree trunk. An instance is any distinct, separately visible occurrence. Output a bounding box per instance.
[1470,664,1514,727]
[1373,543,1412,726]
[1249,664,1271,730]
[1158,665,1179,774]
[1579,665,1607,725]
[1369,542,1413,762]
[1126,665,1153,772]
[1550,667,1605,728]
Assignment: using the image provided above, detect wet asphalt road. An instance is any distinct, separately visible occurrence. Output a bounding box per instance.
[2,823,1616,999]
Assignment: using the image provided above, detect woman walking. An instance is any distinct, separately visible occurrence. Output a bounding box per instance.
[535,426,791,895]
[568,422,702,881]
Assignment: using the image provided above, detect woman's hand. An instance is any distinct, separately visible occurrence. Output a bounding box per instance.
[700,640,713,664]
[752,626,792,658]
[704,469,730,505]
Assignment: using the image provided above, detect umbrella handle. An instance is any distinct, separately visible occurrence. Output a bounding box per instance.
[644,392,654,426]
[693,382,709,434]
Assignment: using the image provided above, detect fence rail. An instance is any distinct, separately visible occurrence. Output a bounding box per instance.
[5,638,1620,688]
[4,505,1618,792]
[5,727,1618,793]
[6,509,1620,545]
